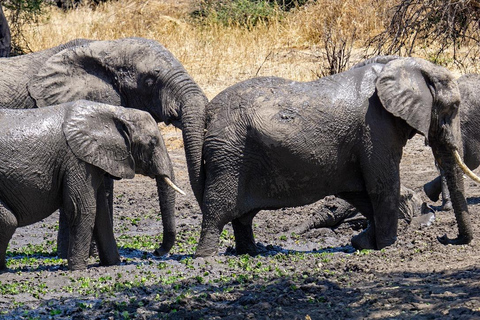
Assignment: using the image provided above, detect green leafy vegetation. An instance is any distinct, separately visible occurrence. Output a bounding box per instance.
[191,0,309,28]
[192,0,281,28]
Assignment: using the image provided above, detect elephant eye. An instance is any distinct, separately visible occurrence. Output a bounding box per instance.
[149,137,159,147]
[144,76,156,87]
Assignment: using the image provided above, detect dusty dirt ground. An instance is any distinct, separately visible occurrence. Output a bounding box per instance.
[1,129,480,319]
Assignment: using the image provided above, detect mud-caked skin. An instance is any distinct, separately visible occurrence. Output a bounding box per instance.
[0,37,208,258]
[425,74,480,210]
[0,101,176,270]
[196,56,470,257]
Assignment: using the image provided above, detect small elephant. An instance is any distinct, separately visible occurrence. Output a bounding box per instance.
[195,56,474,257]
[0,100,183,270]
[0,37,207,257]
[424,73,480,210]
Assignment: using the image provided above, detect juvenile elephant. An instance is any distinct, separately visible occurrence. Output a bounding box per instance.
[0,37,207,257]
[195,57,475,257]
[0,100,183,271]
[424,74,480,211]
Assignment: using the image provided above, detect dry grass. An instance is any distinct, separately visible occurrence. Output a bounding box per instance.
[10,0,467,98]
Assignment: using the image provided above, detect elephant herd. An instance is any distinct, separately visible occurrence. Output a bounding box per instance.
[0,37,478,270]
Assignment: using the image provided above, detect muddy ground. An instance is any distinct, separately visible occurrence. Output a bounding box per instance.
[1,128,480,319]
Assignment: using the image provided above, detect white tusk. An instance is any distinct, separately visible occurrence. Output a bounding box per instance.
[454,150,480,184]
[164,177,186,195]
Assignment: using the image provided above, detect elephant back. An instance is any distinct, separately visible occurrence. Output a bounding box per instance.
[0,39,92,109]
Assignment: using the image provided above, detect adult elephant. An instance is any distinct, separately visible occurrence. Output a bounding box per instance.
[424,73,480,211]
[195,57,475,257]
[0,100,181,270]
[0,37,207,257]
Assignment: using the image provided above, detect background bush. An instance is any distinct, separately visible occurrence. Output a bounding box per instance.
[190,0,309,28]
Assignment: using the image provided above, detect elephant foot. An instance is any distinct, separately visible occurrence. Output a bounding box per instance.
[441,200,453,211]
[68,260,88,271]
[375,236,397,250]
[195,230,220,258]
[153,247,169,257]
[423,180,441,202]
[194,246,218,258]
[351,225,377,250]
[99,254,120,267]
[438,234,473,245]
[235,242,259,256]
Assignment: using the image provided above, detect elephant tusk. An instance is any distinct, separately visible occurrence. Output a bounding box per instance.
[164,177,186,195]
[454,150,480,184]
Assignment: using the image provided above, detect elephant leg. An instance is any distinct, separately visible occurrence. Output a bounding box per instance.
[195,184,234,257]
[232,210,259,256]
[88,177,114,257]
[57,177,114,259]
[338,192,376,250]
[196,212,227,257]
[57,208,70,259]
[64,170,103,270]
[423,176,442,202]
[371,191,399,249]
[0,200,17,270]
[347,172,400,250]
[93,181,120,266]
[65,203,96,271]
[441,174,453,211]
[104,177,114,223]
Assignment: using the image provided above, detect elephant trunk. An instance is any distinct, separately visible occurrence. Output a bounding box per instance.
[154,174,177,256]
[179,90,208,206]
[159,69,208,206]
[431,140,473,245]
[439,150,474,244]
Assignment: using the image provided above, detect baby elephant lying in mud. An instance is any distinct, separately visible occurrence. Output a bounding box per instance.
[0,100,183,271]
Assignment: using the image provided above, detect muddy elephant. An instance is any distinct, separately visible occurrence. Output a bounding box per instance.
[424,73,480,211]
[0,37,207,257]
[195,56,475,257]
[0,100,183,270]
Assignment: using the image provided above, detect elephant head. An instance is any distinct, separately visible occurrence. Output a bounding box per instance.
[27,37,207,205]
[62,100,185,252]
[376,57,475,245]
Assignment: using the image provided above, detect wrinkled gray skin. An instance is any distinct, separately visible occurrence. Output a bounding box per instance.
[0,101,174,270]
[196,56,470,257]
[424,74,480,211]
[0,37,207,257]
[0,4,10,57]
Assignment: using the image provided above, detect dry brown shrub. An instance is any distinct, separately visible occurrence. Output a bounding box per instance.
[287,0,396,46]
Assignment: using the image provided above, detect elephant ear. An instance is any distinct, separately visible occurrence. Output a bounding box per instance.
[27,41,121,108]
[376,57,436,138]
[63,101,135,179]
